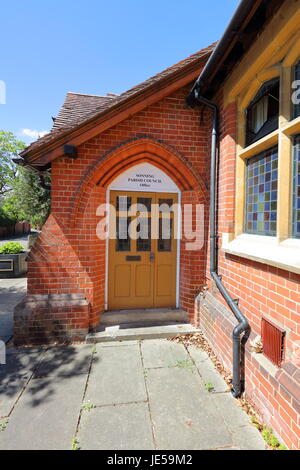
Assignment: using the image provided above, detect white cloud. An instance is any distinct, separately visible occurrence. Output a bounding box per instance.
[20,128,49,140]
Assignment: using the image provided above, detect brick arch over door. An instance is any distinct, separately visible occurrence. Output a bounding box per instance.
[70,137,207,227]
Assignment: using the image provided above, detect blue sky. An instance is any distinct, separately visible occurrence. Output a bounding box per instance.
[0,0,240,145]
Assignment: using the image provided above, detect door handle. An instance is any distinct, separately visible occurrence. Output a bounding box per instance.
[149,252,155,262]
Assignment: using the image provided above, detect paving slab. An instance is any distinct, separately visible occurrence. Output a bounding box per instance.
[0,379,28,418]
[85,344,147,405]
[141,339,189,369]
[0,277,27,343]
[188,345,229,393]
[0,340,269,450]
[0,348,45,381]
[146,366,233,450]
[0,374,87,450]
[33,344,93,378]
[211,392,252,431]
[78,403,154,450]
[0,348,46,417]
[232,424,266,450]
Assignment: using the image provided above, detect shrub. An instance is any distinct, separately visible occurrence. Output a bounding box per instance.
[0,205,16,227]
[0,241,24,254]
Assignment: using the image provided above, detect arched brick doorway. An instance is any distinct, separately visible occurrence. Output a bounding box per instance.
[72,137,208,324]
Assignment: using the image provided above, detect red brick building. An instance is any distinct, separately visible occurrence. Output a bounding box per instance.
[16,0,299,449]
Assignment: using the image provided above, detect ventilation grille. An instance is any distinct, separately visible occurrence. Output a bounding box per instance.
[261,318,285,367]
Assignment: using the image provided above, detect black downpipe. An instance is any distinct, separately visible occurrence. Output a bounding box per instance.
[194,91,250,398]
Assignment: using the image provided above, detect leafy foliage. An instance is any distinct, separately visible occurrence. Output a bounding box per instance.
[0,205,17,226]
[0,241,24,254]
[0,130,25,198]
[4,167,51,227]
[261,426,287,449]
[0,130,51,227]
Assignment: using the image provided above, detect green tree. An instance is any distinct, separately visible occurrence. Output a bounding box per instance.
[0,130,25,197]
[5,168,51,227]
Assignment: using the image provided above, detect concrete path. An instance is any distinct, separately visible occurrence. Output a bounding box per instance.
[0,277,27,343]
[0,339,267,450]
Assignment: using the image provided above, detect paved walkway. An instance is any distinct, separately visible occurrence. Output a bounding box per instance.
[0,277,27,343]
[0,231,33,342]
[0,340,266,450]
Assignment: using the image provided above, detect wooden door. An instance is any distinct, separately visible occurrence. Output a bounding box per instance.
[108,191,178,310]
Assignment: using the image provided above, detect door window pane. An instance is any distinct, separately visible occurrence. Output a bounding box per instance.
[116,196,131,211]
[137,197,152,212]
[116,217,131,251]
[158,218,172,251]
[245,146,278,236]
[292,134,300,238]
[137,217,151,251]
[159,198,174,212]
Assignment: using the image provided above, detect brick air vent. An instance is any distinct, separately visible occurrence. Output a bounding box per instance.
[261,318,285,367]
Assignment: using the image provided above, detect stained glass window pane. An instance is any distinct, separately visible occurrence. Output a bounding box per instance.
[293,61,300,119]
[292,134,300,238]
[245,146,278,236]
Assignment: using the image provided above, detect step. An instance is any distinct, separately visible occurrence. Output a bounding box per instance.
[100,308,187,325]
[86,322,200,343]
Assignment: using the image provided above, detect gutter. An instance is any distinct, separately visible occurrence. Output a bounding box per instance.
[187,0,263,102]
[190,91,250,398]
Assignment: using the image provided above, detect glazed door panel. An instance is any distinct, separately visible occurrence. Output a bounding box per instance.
[108,191,177,310]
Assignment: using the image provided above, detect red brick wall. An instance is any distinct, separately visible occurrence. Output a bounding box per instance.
[197,97,300,449]
[24,84,211,339]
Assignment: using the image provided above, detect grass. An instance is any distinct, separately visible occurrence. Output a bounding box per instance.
[261,426,288,450]
[0,419,8,432]
[204,382,214,392]
[173,359,194,368]
[71,437,80,450]
[81,401,96,411]
[250,417,288,450]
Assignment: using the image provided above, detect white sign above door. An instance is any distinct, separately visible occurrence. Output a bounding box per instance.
[108,162,180,193]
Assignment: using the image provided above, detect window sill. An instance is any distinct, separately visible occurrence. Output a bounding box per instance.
[239,129,278,159]
[282,115,300,136]
[222,233,300,275]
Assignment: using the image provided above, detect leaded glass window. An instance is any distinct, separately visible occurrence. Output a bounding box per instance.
[245,146,278,236]
[292,134,300,238]
[246,78,279,146]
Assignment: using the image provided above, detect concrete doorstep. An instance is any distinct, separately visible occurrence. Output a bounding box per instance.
[0,339,267,450]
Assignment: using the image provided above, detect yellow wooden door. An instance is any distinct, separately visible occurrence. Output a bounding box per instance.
[108,191,178,310]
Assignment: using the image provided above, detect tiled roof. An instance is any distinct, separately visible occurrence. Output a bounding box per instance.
[52,93,117,131]
[22,43,215,158]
